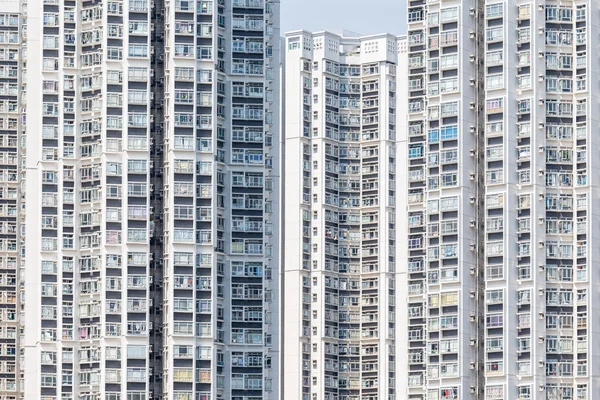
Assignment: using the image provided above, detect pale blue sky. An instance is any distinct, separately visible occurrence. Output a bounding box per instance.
[281,0,407,36]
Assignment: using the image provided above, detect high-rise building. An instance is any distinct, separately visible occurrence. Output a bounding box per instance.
[20,0,280,399]
[161,0,281,399]
[10,0,600,398]
[283,30,404,400]
[23,0,159,396]
[403,0,599,398]
[0,1,23,398]
[403,1,483,398]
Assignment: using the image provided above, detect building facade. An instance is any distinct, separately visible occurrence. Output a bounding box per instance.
[404,0,483,398]
[404,0,600,399]
[0,1,23,398]
[161,0,280,399]
[283,30,402,400]
[20,0,280,399]
[8,0,600,398]
[23,0,161,396]
[480,1,599,399]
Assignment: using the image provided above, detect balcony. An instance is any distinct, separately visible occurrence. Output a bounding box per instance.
[407,373,424,387]
[486,169,504,185]
[408,31,425,46]
[440,30,457,46]
[546,30,573,46]
[485,361,504,376]
[486,145,503,161]
[408,8,425,23]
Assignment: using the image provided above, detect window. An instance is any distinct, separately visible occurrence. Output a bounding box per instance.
[128,159,147,173]
[41,374,57,387]
[440,77,458,93]
[486,313,503,327]
[440,125,457,140]
[126,393,147,400]
[486,74,504,89]
[128,44,148,57]
[129,21,148,34]
[486,289,503,304]
[128,113,148,127]
[127,345,146,358]
[197,46,212,59]
[486,3,503,18]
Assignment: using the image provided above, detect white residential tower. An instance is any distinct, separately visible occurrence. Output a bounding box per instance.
[283,30,404,400]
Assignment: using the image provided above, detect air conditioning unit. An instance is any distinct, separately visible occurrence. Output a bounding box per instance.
[469,54,476,63]
[470,220,477,228]
[470,361,477,370]
[469,125,477,133]
[469,31,477,39]
[469,290,476,299]
[539,312,544,319]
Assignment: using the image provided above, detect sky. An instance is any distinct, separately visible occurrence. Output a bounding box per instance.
[281,0,407,37]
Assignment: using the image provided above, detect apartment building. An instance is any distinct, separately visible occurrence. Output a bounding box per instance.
[402,2,483,399]
[404,0,600,399]
[404,1,482,397]
[283,30,402,400]
[20,0,280,399]
[0,1,22,398]
[161,0,280,399]
[481,2,599,399]
[23,0,158,396]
